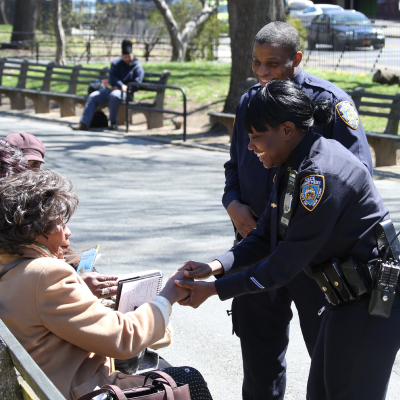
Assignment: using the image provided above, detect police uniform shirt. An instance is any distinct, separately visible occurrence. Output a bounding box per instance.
[215,131,388,301]
[222,67,373,219]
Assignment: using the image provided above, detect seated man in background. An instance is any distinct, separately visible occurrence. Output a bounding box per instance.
[2,133,119,298]
[71,39,144,131]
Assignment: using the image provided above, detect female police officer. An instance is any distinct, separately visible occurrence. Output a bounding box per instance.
[175,80,400,399]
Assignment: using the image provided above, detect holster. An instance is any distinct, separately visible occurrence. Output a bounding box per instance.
[312,266,342,305]
[313,257,370,305]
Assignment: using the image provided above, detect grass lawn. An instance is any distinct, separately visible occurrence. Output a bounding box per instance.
[1,59,398,133]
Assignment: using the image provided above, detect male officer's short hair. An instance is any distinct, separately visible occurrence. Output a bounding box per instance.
[254,22,300,57]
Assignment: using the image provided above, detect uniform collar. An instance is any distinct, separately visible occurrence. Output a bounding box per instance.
[292,67,305,86]
[282,130,319,172]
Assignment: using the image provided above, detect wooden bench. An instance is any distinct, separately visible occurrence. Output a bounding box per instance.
[208,78,257,141]
[348,88,400,167]
[0,318,65,400]
[0,58,171,129]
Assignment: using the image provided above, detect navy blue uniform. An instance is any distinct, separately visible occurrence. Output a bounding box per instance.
[218,132,399,399]
[223,67,373,400]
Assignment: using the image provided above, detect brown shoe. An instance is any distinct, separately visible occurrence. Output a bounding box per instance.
[71,122,88,131]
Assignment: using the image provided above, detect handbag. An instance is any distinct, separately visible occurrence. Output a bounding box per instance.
[76,370,191,400]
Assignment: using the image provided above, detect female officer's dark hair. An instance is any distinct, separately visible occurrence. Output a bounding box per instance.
[243,80,334,134]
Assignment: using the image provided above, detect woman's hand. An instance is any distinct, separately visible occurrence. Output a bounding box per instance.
[80,272,119,298]
[174,280,217,308]
[227,200,257,238]
[159,270,193,305]
[178,260,224,280]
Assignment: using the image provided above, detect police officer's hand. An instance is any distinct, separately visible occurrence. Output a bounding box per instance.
[174,280,217,308]
[80,272,119,299]
[121,84,128,93]
[178,260,224,280]
[227,200,257,238]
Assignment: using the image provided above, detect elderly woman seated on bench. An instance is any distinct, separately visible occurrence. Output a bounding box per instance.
[0,169,191,400]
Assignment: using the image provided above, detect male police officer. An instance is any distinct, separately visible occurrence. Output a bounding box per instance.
[183,22,372,400]
[71,39,144,131]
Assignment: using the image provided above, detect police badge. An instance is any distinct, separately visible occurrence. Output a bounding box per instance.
[300,175,325,212]
[336,101,359,130]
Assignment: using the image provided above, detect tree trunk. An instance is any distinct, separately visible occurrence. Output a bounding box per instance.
[223,0,286,113]
[11,0,37,43]
[53,0,66,65]
[152,0,217,62]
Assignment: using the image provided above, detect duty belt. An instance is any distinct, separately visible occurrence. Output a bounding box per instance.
[313,219,400,318]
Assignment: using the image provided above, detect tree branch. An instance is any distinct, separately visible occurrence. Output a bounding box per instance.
[181,0,218,44]
[152,0,182,55]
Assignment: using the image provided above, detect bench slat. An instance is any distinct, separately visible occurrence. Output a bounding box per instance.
[354,101,400,111]
[358,110,400,120]
[348,92,400,101]
[0,320,65,400]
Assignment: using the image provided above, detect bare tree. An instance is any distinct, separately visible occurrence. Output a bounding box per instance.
[151,0,218,61]
[223,0,286,113]
[53,0,66,65]
[11,0,38,43]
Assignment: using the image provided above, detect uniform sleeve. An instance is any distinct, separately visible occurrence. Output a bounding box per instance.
[318,92,373,176]
[215,172,357,301]
[36,262,166,359]
[126,63,145,93]
[222,104,242,209]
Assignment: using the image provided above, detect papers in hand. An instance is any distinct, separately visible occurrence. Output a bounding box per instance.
[115,270,163,313]
[76,245,100,275]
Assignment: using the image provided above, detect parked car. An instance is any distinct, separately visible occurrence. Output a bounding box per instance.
[307,10,385,51]
[285,1,314,18]
[297,4,343,26]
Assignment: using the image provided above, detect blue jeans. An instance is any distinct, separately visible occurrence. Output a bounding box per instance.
[80,88,131,126]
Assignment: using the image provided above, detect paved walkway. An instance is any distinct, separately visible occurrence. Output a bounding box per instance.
[1,116,400,399]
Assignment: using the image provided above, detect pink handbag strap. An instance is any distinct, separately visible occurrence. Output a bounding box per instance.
[102,385,127,400]
[143,370,178,389]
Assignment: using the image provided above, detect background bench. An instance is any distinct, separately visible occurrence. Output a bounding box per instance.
[0,58,171,129]
[348,88,400,167]
[0,318,65,400]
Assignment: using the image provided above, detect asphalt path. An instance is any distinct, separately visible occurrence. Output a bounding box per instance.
[2,117,400,399]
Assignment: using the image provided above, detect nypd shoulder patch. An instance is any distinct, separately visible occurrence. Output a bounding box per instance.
[300,175,325,212]
[336,101,359,130]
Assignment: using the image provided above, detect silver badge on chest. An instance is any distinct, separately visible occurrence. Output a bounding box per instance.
[283,193,293,214]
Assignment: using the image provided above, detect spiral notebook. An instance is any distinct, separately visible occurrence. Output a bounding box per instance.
[114,270,163,313]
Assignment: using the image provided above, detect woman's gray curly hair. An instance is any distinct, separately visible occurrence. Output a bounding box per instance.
[0,169,79,255]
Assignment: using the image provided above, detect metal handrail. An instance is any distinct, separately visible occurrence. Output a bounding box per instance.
[126,81,187,141]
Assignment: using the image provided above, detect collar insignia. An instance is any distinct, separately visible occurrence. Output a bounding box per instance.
[336,101,359,130]
[300,175,325,212]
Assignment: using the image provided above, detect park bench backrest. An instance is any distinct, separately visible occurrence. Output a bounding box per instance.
[0,318,65,400]
[0,59,168,100]
[0,59,109,95]
[348,88,400,135]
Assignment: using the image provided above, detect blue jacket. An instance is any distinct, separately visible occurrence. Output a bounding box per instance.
[222,67,373,219]
[215,132,388,300]
[108,57,145,92]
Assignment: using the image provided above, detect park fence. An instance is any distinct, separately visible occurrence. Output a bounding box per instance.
[300,18,400,75]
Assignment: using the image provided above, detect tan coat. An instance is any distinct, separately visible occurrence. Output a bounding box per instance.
[0,248,166,400]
